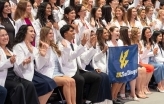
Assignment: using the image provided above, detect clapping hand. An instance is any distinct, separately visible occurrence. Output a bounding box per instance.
[102,45,108,53]
[46,20,52,28]
[10,55,16,64]
[23,57,31,66]
[81,34,88,46]
[90,17,95,27]
[39,41,49,57]
[53,22,59,30]
[153,48,158,55]
[95,69,101,73]
[71,22,79,33]
[90,35,97,48]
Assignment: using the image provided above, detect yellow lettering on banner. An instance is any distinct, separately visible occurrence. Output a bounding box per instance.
[119,50,129,69]
[116,72,122,78]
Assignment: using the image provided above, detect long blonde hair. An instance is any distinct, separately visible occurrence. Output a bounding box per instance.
[14,0,33,21]
[39,27,61,56]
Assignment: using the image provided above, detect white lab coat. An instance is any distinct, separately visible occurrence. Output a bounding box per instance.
[13,41,49,81]
[58,39,86,77]
[0,47,13,87]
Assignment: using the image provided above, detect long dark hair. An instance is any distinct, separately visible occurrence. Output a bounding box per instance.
[120,26,131,46]
[90,7,105,27]
[63,6,75,23]
[13,25,33,47]
[96,27,108,50]
[101,5,112,23]
[75,4,83,19]
[0,0,14,22]
[152,31,164,50]
[36,2,55,27]
[141,27,153,46]
[0,27,12,50]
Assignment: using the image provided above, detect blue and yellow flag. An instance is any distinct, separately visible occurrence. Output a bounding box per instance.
[108,45,138,83]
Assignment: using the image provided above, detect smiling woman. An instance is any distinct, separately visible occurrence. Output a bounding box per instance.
[0,27,39,104]
[0,0,15,48]
[13,25,57,104]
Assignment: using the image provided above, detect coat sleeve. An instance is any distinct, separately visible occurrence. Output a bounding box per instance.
[34,47,50,71]
[0,54,13,71]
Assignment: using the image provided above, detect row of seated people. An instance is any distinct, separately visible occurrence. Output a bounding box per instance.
[1,24,164,104]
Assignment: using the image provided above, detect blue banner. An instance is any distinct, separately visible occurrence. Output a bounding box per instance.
[108,45,138,83]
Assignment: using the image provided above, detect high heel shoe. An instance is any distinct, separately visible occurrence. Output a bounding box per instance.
[157,87,164,93]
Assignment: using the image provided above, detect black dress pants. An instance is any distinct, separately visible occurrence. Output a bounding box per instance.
[5,76,39,104]
[72,69,101,104]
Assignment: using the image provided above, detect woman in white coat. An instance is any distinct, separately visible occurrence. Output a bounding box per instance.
[81,29,112,104]
[13,25,57,104]
[149,31,164,92]
[106,26,124,104]
[58,6,79,44]
[110,6,128,28]
[0,1,16,46]
[39,26,76,104]
[74,4,95,45]
[0,27,39,104]
[35,2,62,46]
[14,0,38,46]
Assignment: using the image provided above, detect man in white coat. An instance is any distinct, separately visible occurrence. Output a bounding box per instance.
[59,24,101,104]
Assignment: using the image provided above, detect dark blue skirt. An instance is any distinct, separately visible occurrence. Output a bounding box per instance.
[32,71,57,96]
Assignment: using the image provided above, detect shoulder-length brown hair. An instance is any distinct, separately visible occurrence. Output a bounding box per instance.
[113,6,128,25]
[39,27,61,56]
[127,7,137,22]
[14,0,33,21]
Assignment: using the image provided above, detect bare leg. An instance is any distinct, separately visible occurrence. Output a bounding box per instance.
[63,76,76,104]
[136,67,145,98]
[145,72,153,93]
[130,79,137,98]
[157,81,164,91]
[53,77,72,104]
[112,83,119,100]
[161,80,164,90]
[38,91,53,104]
[140,67,147,98]
[115,83,123,99]
[120,83,126,98]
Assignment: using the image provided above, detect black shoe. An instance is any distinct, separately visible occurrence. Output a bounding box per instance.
[113,100,122,104]
[117,99,125,104]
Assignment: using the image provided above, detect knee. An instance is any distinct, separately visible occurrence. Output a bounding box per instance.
[95,73,102,82]
[26,81,36,90]
[138,67,146,74]
[63,79,71,86]
[69,78,75,86]
[75,76,85,85]
[148,65,154,72]
[16,83,24,89]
